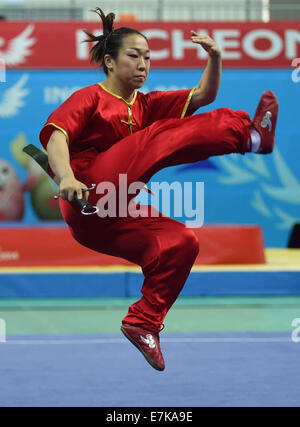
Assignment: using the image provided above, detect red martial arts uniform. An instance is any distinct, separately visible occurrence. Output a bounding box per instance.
[40,83,251,332]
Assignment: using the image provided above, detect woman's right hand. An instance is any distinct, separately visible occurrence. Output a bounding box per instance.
[59,174,90,201]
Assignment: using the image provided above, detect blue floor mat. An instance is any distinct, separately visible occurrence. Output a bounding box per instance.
[0,332,299,407]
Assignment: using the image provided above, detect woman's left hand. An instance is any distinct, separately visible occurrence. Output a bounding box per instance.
[190,31,221,58]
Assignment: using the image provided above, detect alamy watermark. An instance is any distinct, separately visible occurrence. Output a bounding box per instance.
[0,318,6,343]
[0,58,6,83]
[95,175,204,227]
[291,318,300,343]
[291,58,300,83]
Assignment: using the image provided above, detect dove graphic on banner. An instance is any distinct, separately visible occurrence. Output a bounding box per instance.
[0,74,29,118]
[0,24,36,65]
[217,148,300,230]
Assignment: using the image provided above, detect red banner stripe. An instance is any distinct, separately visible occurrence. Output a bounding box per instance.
[0,21,299,69]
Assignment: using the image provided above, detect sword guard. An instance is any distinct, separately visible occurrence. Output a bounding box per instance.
[75,198,99,216]
[54,184,99,216]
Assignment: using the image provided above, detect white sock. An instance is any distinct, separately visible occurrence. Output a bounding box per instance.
[250,129,261,153]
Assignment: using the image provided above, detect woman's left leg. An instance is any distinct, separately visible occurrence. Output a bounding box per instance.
[70,204,199,332]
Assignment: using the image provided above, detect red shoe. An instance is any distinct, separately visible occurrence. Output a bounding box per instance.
[121,323,165,371]
[251,90,279,154]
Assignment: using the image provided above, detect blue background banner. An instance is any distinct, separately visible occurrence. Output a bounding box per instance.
[0,68,299,247]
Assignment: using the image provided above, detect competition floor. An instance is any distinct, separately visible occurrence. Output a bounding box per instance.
[1,294,300,407]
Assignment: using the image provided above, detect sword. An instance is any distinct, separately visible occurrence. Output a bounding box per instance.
[22,144,99,216]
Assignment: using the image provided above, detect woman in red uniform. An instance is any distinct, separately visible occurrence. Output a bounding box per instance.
[40,8,278,371]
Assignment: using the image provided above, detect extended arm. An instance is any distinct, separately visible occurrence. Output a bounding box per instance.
[188,31,222,110]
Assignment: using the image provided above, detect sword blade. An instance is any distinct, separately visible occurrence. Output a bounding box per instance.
[23,144,98,215]
[23,144,49,172]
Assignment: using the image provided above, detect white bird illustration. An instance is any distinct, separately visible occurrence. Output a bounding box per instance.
[261,148,300,205]
[0,74,29,118]
[274,206,300,230]
[217,156,256,185]
[251,189,273,218]
[0,24,36,65]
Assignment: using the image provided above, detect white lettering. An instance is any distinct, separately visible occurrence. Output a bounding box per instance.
[44,86,82,104]
[291,58,300,82]
[286,30,300,59]
[106,412,140,424]
[291,318,300,343]
[0,246,19,261]
[0,318,6,343]
[76,29,88,60]
[96,182,117,218]
[213,29,241,59]
[128,181,148,218]
[0,57,6,82]
[118,173,128,217]
[71,26,300,66]
[184,182,204,227]
[172,30,204,59]
[243,29,283,59]
[150,181,183,218]
[76,28,101,60]
[143,29,169,59]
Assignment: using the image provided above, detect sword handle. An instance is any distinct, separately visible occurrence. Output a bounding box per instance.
[73,194,99,216]
[54,184,99,215]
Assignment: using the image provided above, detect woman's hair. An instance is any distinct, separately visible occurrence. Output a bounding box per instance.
[83,7,148,74]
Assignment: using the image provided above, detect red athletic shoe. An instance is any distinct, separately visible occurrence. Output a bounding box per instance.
[121,323,165,371]
[251,90,279,154]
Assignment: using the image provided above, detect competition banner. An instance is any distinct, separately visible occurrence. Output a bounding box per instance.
[0,21,299,69]
[0,226,265,267]
[0,68,299,247]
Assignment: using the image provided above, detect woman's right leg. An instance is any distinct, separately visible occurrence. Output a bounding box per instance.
[79,108,251,205]
[79,89,278,198]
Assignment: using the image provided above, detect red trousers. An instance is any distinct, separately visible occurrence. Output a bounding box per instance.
[60,108,251,331]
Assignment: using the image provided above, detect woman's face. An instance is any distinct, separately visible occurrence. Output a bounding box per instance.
[106,34,150,89]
